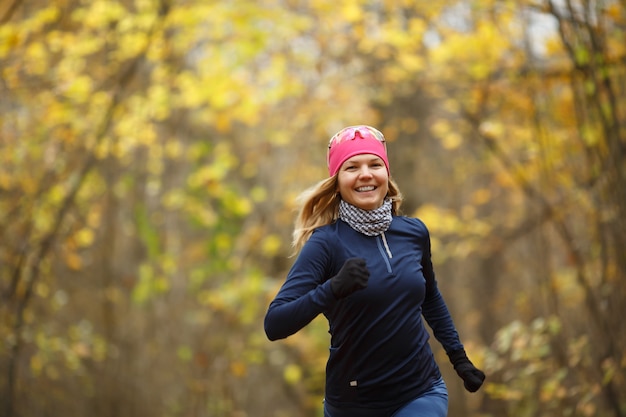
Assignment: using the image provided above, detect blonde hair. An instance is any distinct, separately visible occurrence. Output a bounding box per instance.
[291,176,404,254]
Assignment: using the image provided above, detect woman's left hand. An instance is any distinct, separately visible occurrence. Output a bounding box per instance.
[447,349,486,392]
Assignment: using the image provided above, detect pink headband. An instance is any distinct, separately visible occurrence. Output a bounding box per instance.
[327,126,389,177]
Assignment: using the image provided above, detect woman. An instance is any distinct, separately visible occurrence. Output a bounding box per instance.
[264,125,485,417]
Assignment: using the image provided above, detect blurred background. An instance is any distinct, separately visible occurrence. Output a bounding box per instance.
[1,0,625,416]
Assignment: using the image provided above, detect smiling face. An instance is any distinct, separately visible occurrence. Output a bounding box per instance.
[337,154,389,211]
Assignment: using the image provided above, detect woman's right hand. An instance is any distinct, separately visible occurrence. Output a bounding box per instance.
[330,258,369,299]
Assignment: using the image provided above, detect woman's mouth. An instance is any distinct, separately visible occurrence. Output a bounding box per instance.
[356,186,376,192]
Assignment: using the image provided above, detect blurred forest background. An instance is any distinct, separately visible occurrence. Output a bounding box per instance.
[1,0,625,416]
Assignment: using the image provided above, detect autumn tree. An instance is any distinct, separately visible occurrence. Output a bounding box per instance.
[1,1,624,417]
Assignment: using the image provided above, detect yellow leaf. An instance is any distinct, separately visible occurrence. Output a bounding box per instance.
[230,195,252,216]
[75,228,95,247]
[72,342,91,358]
[341,2,363,23]
[230,361,247,377]
[283,364,302,385]
[215,113,232,133]
[177,345,193,362]
[471,188,492,205]
[65,75,93,103]
[31,355,44,375]
[261,234,282,256]
[65,252,82,270]
[112,32,148,61]
[25,42,48,75]
[250,186,267,202]
[0,25,20,57]
[441,131,462,150]
[36,282,50,298]
[76,0,126,28]
[215,233,232,254]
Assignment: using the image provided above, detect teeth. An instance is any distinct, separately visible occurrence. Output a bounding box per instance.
[357,186,375,192]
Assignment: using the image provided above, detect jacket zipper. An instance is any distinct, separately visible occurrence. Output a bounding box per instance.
[377,232,393,273]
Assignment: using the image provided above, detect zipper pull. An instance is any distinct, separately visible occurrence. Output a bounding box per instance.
[381,232,393,258]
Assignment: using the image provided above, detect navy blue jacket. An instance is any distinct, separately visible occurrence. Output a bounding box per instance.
[264,216,463,409]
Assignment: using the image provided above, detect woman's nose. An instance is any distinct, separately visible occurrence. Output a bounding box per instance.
[359,166,373,177]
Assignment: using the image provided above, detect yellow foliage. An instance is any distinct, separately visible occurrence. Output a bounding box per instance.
[485,383,524,400]
[111,31,149,61]
[429,17,512,81]
[1,1,624,415]
[215,233,232,255]
[161,189,186,210]
[35,282,50,298]
[75,228,95,248]
[414,203,460,234]
[30,355,44,376]
[228,194,253,217]
[470,188,492,205]
[177,344,194,361]
[250,186,267,203]
[72,0,126,29]
[261,234,282,257]
[0,25,20,57]
[283,363,303,385]
[230,361,247,378]
[104,287,124,304]
[398,51,425,73]
[430,119,463,149]
[24,5,59,34]
[190,200,219,227]
[478,120,504,139]
[161,140,181,159]
[340,1,364,23]
[24,42,48,75]
[147,84,172,121]
[65,75,94,103]
[551,268,585,307]
[64,252,82,271]
[0,171,12,189]
[214,113,233,133]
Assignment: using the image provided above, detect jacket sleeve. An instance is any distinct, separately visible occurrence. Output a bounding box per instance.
[264,232,337,341]
[417,219,464,353]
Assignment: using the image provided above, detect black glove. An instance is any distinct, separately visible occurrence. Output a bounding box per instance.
[447,349,485,392]
[330,258,369,299]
